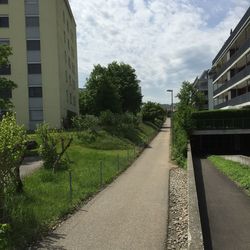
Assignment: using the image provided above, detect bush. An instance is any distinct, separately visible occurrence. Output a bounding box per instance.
[36,124,73,171]
[141,102,166,126]
[72,115,99,134]
[0,114,27,221]
[0,223,10,249]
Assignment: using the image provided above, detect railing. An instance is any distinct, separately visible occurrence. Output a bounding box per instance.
[193,117,250,130]
[212,7,250,65]
[214,91,250,109]
[213,65,250,96]
[213,38,250,81]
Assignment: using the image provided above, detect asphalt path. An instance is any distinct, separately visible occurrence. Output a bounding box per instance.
[36,120,173,250]
[194,158,250,250]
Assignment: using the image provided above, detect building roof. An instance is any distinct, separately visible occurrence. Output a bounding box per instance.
[212,7,250,66]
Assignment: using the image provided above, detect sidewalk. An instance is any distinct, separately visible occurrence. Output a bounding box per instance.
[36,120,173,250]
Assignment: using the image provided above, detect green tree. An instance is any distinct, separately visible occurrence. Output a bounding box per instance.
[107,62,142,113]
[172,81,204,167]
[0,45,17,112]
[84,64,121,115]
[81,62,142,115]
[141,101,166,126]
[0,114,27,222]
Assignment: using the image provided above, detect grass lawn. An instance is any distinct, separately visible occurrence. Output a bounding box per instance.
[6,123,158,249]
[208,156,250,195]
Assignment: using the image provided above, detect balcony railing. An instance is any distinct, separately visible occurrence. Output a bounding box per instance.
[213,38,250,81]
[213,65,250,96]
[212,7,250,65]
[214,91,250,109]
[193,117,250,130]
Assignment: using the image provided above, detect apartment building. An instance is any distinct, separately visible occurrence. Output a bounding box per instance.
[193,70,213,110]
[0,0,79,129]
[212,7,250,109]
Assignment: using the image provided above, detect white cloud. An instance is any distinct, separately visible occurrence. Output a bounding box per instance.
[69,0,249,103]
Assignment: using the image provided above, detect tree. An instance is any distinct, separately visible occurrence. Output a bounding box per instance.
[83,64,122,115]
[172,81,204,167]
[0,45,17,112]
[0,114,27,222]
[81,62,142,115]
[107,62,142,113]
[141,101,166,126]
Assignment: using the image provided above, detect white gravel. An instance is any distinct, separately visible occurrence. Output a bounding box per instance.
[166,167,188,250]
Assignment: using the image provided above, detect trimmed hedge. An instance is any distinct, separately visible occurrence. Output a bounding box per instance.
[192,109,250,119]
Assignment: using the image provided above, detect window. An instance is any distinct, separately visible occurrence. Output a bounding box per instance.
[28,63,41,74]
[0,64,11,75]
[30,110,43,121]
[0,88,11,99]
[26,16,39,27]
[0,16,9,27]
[0,38,9,45]
[0,0,8,4]
[29,87,42,97]
[27,40,40,50]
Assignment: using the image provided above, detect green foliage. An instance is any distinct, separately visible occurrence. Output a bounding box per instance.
[107,62,142,113]
[0,45,17,111]
[0,223,10,249]
[172,81,202,167]
[72,115,99,133]
[80,62,142,115]
[36,124,73,171]
[208,156,250,195]
[6,122,157,248]
[0,114,27,221]
[192,109,250,119]
[141,101,166,126]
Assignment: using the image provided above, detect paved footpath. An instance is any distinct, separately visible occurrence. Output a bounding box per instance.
[196,158,250,250]
[36,120,173,250]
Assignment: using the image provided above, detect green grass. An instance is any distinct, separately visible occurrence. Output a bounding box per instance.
[208,156,250,195]
[6,122,157,249]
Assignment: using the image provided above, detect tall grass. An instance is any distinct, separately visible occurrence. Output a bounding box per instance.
[5,122,157,249]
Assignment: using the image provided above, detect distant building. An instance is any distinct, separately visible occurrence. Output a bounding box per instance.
[193,70,210,110]
[212,7,250,109]
[0,0,79,129]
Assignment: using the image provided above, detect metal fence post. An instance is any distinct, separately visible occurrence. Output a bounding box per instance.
[100,161,103,188]
[69,170,72,202]
[117,155,120,172]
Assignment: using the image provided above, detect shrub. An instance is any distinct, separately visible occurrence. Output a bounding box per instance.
[141,102,166,126]
[72,115,99,134]
[0,223,10,249]
[0,114,27,221]
[36,124,73,172]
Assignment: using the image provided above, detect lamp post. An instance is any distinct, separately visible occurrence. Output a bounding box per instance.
[167,89,174,152]
[167,89,173,117]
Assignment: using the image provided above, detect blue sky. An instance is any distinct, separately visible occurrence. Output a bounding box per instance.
[69,0,249,104]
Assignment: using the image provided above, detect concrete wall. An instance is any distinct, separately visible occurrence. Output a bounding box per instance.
[187,144,204,250]
[222,155,250,166]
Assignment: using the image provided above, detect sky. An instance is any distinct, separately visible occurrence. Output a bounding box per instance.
[69,0,249,104]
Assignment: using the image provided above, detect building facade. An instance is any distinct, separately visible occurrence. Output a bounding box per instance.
[193,70,212,110]
[212,7,250,109]
[0,0,79,129]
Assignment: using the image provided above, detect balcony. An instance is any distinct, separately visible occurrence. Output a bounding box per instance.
[212,7,250,65]
[214,65,250,96]
[213,38,250,81]
[214,91,250,109]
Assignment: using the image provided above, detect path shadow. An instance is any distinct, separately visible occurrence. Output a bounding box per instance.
[193,157,212,250]
[32,232,67,250]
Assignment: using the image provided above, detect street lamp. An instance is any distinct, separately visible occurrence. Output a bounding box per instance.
[167,89,173,116]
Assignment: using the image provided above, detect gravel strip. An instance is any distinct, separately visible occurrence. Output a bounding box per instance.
[166,167,188,250]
